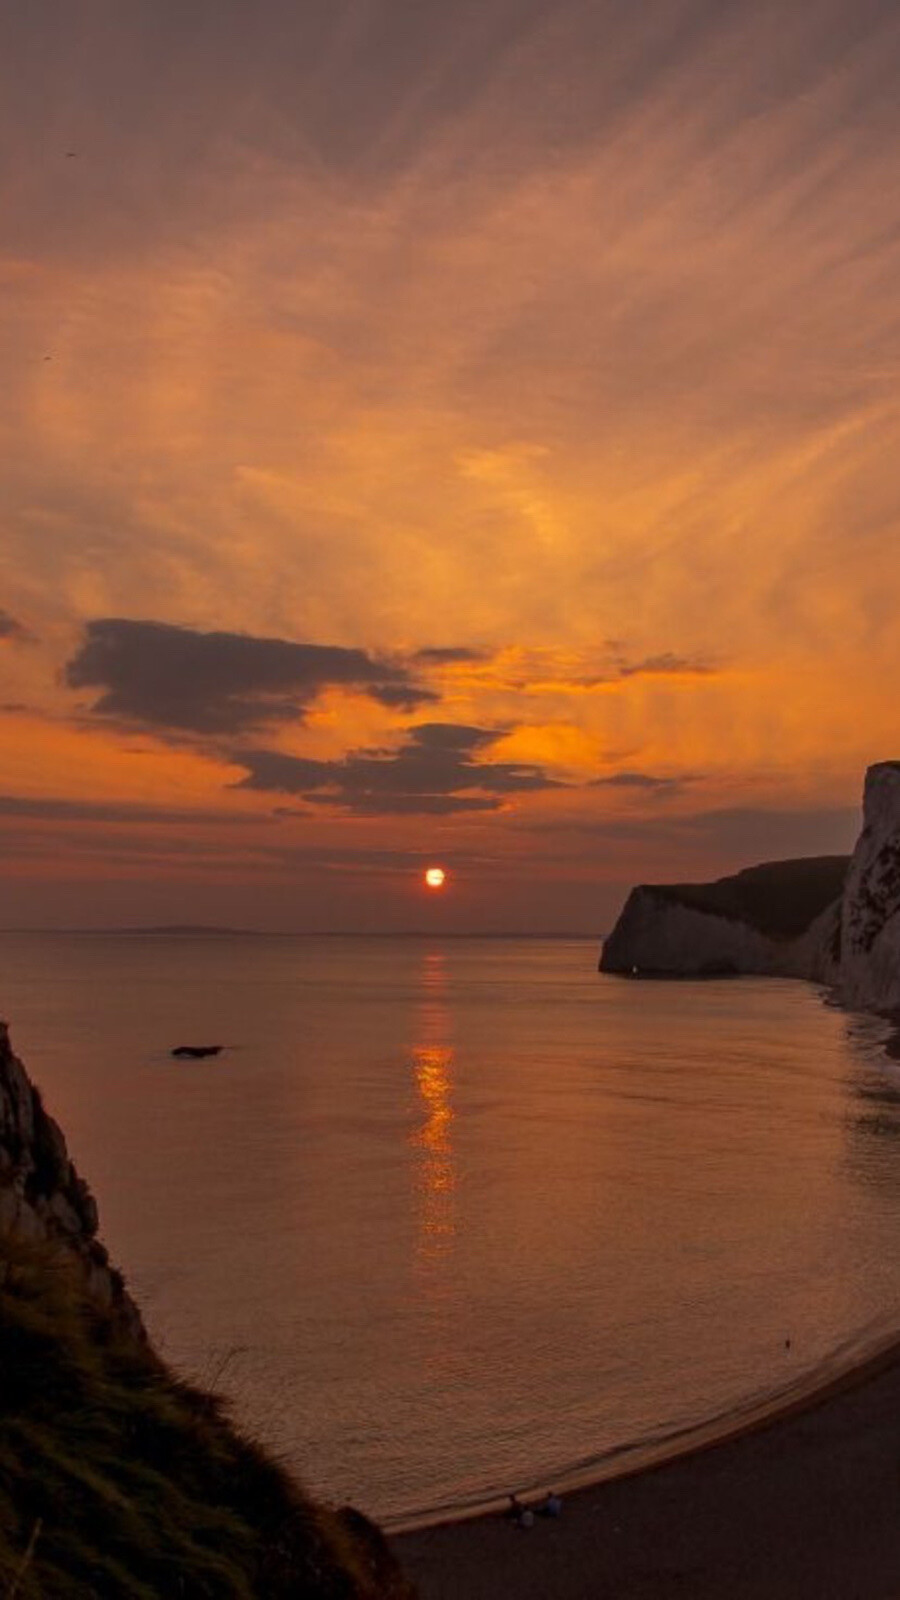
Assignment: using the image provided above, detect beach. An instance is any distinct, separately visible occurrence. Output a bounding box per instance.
[395,1341,900,1598]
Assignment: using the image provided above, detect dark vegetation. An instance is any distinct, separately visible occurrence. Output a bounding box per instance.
[0,1237,413,1600]
[650,855,849,941]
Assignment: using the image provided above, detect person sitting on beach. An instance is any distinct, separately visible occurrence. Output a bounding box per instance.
[507,1494,534,1528]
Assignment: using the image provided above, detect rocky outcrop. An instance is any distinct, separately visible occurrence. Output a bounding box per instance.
[839,762,900,1013]
[600,857,847,981]
[601,761,900,1016]
[0,1020,144,1338]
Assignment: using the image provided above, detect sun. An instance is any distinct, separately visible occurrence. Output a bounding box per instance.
[424,866,446,890]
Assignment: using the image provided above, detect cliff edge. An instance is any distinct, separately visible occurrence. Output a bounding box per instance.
[0,1020,144,1337]
[600,857,846,980]
[839,761,900,1012]
[0,1023,414,1599]
[601,761,900,1014]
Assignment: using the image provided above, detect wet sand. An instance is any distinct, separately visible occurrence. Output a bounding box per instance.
[394,1343,900,1598]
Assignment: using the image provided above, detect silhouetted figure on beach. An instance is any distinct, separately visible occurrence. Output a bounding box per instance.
[508,1494,534,1528]
[539,1491,563,1516]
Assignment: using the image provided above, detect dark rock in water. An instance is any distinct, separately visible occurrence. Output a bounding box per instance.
[171,1045,223,1059]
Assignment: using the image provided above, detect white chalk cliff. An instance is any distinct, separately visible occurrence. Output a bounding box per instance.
[601,761,900,1017]
[839,761,900,1013]
[600,857,846,982]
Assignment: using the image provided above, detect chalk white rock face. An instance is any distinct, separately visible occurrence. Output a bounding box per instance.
[601,889,775,976]
[840,762,900,1013]
[795,899,844,985]
[600,887,841,981]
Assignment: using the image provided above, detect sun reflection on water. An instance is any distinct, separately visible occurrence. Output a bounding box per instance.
[411,951,456,1267]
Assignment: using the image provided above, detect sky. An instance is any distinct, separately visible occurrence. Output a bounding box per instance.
[1,0,898,932]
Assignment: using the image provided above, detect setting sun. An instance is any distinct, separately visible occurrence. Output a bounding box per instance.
[424,867,446,890]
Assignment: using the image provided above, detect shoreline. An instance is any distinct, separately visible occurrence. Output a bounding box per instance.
[387,1315,900,1535]
[394,1326,900,1597]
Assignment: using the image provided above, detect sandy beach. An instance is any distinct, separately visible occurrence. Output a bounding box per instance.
[394,1342,900,1598]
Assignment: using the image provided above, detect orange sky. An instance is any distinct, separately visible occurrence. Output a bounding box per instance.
[1,0,897,929]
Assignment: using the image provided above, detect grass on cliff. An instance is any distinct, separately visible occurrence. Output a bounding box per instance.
[655,855,850,942]
[0,1238,413,1600]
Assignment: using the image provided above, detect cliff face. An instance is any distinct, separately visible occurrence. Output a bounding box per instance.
[0,1020,144,1337]
[600,859,846,982]
[600,761,900,1017]
[839,761,900,1012]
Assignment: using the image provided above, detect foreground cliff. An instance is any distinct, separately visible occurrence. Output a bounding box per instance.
[0,1022,145,1338]
[0,1024,414,1600]
[601,761,900,1015]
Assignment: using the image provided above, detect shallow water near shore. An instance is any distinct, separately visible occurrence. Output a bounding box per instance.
[3,930,900,1525]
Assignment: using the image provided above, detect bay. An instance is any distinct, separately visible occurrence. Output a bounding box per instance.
[2,931,899,1523]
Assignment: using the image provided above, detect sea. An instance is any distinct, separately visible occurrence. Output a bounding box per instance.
[2,930,900,1526]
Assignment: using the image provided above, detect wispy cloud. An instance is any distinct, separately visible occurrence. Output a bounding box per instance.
[0,609,32,643]
[616,655,715,681]
[527,803,860,867]
[0,794,261,825]
[589,771,685,793]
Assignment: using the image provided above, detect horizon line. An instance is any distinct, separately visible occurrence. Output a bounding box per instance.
[0,923,604,941]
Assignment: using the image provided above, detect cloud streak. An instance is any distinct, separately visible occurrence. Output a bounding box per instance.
[0,610,31,643]
[0,795,261,826]
[590,771,684,793]
[616,655,715,681]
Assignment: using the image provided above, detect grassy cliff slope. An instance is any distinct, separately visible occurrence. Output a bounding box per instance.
[0,1017,414,1600]
[0,1235,413,1600]
[647,855,849,941]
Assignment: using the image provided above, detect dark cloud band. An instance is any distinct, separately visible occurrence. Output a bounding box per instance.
[590,771,683,791]
[65,619,433,734]
[0,795,260,825]
[617,653,714,679]
[232,721,563,815]
[412,647,488,664]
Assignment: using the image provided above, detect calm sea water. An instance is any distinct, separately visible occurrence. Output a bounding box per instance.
[2,931,900,1524]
